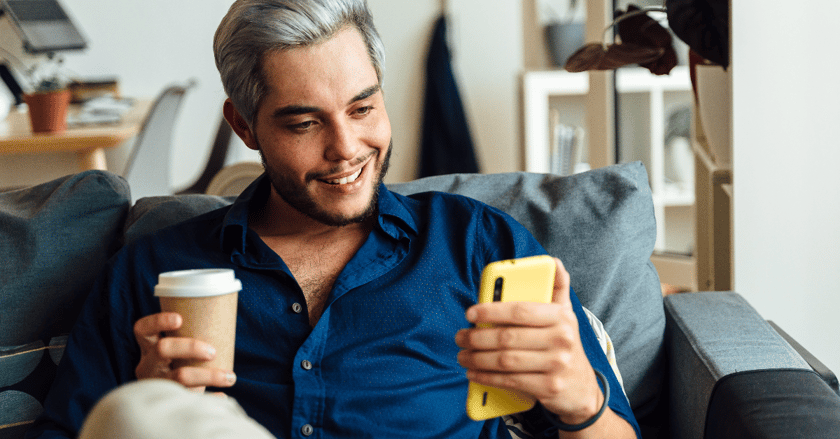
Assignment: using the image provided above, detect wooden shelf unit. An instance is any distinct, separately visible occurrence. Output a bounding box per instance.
[521,66,695,254]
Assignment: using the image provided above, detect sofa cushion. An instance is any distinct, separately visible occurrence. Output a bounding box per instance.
[0,171,130,437]
[389,161,665,417]
[123,194,235,246]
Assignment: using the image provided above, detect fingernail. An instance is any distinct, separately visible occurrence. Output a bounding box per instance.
[225,372,236,385]
[465,308,477,322]
[205,345,217,359]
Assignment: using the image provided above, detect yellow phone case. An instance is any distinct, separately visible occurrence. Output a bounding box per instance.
[466,255,556,421]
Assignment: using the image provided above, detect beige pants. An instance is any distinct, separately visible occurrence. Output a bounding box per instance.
[79,379,275,439]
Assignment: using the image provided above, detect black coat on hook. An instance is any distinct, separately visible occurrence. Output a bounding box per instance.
[419,15,480,178]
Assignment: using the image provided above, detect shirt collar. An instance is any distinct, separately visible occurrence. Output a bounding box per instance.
[218,173,418,257]
[375,181,418,238]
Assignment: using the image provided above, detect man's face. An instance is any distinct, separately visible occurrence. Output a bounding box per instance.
[240,26,392,227]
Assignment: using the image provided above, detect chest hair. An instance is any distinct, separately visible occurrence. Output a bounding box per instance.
[284,251,346,325]
[266,233,365,326]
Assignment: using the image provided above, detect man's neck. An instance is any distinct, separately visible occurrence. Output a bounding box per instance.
[248,188,374,242]
[248,189,375,326]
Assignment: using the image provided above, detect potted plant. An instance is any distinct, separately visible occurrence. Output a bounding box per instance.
[22,55,72,133]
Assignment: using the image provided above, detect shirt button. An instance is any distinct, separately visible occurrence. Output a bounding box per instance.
[291,302,303,314]
[301,424,314,436]
[301,359,313,370]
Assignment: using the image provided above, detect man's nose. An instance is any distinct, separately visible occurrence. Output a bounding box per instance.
[325,121,361,161]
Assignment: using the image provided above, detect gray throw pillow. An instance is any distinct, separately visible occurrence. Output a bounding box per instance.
[0,170,130,436]
[389,161,665,416]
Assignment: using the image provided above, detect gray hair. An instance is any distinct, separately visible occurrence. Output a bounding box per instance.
[214,0,385,126]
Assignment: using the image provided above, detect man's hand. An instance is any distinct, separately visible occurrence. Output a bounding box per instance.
[134,312,236,393]
[456,258,635,437]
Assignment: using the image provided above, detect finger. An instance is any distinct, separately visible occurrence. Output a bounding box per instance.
[169,366,237,389]
[134,313,182,349]
[455,325,575,351]
[466,301,564,327]
[156,337,217,362]
[551,257,572,307]
[135,353,173,380]
[465,370,576,401]
[458,349,572,375]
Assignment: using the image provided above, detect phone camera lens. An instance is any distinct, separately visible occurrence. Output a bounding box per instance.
[493,277,504,302]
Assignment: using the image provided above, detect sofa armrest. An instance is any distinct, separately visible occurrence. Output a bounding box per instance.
[767,320,840,395]
[703,368,840,438]
[664,292,812,438]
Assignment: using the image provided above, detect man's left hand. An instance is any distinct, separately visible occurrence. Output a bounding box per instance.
[455,257,603,424]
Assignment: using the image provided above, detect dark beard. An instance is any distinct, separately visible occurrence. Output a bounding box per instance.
[258,141,391,228]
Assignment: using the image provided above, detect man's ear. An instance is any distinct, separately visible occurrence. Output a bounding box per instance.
[223,99,259,151]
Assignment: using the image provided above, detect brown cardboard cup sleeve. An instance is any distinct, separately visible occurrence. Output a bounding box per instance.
[154,269,241,370]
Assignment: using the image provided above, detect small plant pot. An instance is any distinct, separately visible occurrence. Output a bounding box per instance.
[545,22,585,68]
[24,89,71,133]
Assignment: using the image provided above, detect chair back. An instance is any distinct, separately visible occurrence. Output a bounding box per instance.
[123,81,193,201]
[205,161,263,197]
[177,114,233,194]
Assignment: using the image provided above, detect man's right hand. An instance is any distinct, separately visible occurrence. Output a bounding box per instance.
[133,312,236,392]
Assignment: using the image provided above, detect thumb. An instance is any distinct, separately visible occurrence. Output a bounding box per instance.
[551,257,572,307]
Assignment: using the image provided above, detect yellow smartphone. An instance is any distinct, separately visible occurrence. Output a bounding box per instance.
[466,255,556,421]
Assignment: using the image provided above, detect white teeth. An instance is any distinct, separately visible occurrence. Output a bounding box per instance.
[328,168,362,185]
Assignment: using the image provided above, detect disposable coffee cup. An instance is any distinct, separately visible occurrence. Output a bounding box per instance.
[154,269,241,371]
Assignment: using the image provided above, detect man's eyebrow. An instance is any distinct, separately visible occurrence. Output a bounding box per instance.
[272,105,321,119]
[270,85,381,119]
[348,84,381,105]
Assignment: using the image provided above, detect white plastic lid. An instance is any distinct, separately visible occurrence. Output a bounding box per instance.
[154,269,242,297]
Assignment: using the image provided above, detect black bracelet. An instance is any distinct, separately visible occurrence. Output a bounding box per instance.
[540,369,611,432]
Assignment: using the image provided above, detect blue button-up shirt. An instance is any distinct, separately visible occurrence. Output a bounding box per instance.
[31,175,639,439]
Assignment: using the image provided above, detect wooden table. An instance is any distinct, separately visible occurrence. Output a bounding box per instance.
[0,99,151,171]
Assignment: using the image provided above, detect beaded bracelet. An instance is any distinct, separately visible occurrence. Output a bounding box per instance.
[540,369,610,432]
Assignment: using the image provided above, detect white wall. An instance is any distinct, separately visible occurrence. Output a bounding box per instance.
[368,0,524,181]
[733,0,840,373]
[0,1,524,188]
[0,0,248,189]
[365,0,438,183]
[60,0,251,189]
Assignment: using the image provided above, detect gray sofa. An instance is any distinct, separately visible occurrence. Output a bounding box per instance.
[2,161,839,439]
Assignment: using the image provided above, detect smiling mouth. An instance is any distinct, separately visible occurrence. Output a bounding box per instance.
[324,168,363,185]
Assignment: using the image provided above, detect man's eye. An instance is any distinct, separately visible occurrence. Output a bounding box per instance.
[355,106,373,116]
[291,121,315,131]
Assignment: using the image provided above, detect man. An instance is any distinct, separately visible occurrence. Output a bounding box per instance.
[29,1,639,438]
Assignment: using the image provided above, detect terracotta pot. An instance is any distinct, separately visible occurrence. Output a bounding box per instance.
[24,89,71,133]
